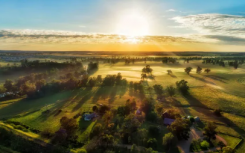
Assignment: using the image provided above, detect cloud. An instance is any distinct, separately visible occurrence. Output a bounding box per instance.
[0,29,196,45]
[172,14,245,37]
[203,35,245,44]
[166,9,176,12]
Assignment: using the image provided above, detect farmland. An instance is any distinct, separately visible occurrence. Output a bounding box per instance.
[1,52,245,153]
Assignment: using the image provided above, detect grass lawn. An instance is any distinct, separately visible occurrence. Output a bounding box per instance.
[218,134,242,149]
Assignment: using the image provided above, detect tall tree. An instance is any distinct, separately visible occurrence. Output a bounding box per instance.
[204,68,211,73]
[185,67,192,75]
[162,133,175,151]
[203,122,217,141]
[166,85,176,97]
[196,66,202,74]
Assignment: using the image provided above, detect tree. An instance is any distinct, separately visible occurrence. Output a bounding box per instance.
[103,111,113,127]
[185,67,192,75]
[218,141,226,150]
[141,98,155,114]
[176,80,189,94]
[234,61,238,69]
[96,75,103,83]
[170,118,190,140]
[196,66,202,74]
[130,144,139,153]
[153,84,164,95]
[167,70,172,75]
[146,111,158,123]
[101,134,114,146]
[147,138,157,150]
[90,123,102,138]
[166,85,176,97]
[0,85,6,94]
[4,79,13,92]
[201,140,210,149]
[203,122,217,141]
[204,68,211,73]
[60,116,78,136]
[162,133,175,151]
[35,79,46,90]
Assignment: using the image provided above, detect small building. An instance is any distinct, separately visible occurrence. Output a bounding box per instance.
[163,118,175,125]
[83,113,97,121]
[194,116,200,122]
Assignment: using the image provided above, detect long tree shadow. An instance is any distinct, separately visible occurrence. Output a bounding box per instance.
[183,93,209,109]
[92,86,113,103]
[189,75,215,85]
[204,75,228,83]
[72,87,94,111]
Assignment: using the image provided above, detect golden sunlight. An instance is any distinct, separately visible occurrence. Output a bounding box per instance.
[116,11,150,36]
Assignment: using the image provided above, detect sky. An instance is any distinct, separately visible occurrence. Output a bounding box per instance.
[0,0,245,51]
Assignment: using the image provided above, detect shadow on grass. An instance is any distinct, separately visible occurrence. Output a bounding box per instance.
[92,85,127,104]
[72,87,94,111]
[189,75,215,85]
[204,75,228,83]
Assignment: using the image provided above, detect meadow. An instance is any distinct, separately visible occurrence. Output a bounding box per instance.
[1,59,245,152]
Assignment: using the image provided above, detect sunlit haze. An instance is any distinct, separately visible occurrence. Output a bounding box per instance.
[0,0,245,51]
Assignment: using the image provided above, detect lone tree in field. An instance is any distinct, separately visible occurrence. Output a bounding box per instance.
[196,66,202,74]
[185,67,192,75]
[176,80,189,95]
[167,70,172,75]
[204,68,211,73]
[166,85,176,97]
[162,133,175,151]
[203,122,217,141]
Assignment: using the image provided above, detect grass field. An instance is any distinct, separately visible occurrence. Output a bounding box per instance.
[1,60,245,152]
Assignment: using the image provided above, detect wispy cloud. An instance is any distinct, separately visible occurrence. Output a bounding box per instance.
[172,14,245,37]
[166,9,176,12]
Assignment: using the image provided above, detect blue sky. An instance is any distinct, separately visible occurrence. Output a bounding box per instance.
[0,0,245,51]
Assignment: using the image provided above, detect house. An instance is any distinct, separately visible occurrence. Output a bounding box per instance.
[194,116,200,122]
[83,113,97,121]
[163,118,175,125]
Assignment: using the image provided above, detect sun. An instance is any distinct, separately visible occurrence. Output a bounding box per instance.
[116,11,150,36]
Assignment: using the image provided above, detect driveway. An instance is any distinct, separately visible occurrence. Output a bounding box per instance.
[177,126,203,153]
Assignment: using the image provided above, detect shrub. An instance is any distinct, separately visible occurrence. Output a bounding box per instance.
[201,140,210,150]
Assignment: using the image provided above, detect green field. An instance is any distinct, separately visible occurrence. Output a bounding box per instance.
[1,61,245,152]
